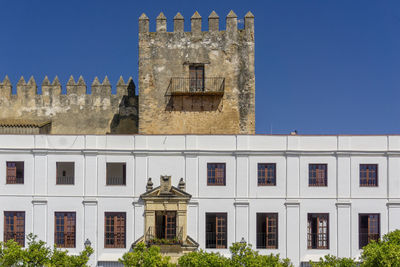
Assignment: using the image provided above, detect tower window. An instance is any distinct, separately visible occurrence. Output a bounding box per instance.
[189,64,204,92]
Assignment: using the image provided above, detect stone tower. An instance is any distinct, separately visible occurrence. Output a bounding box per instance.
[138,11,255,134]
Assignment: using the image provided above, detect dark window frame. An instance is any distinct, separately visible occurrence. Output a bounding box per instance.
[56,162,75,185]
[189,64,205,92]
[6,161,24,184]
[4,211,25,247]
[205,213,227,249]
[54,212,76,248]
[207,163,226,186]
[360,164,378,187]
[104,212,126,248]
[106,163,127,186]
[307,213,329,249]
[257,163,276,186]
[359,213,380,249]
[308,164,328,187]
[256,213,278,249]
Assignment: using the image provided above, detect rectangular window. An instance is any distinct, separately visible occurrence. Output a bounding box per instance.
[256,213,278,249]
[307,213,329,249]
[206,213,227,249]
[155,211,177,240]
[207,163,226,186]
[4,211,25,246]
[106,163,126,186]
[56,162,75,185]
[309,164,327,187]
[6,162,24,184]
[359,214,380,249]
[258,163,276,186]
[54,212,76,248]
[104,212,126,248]
[360,164,378,187]
[189,64,204,92]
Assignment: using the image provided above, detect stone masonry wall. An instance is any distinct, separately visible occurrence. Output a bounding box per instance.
[138,10,255,134]
[0,75,138,134]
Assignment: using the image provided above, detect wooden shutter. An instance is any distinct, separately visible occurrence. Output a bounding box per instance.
[114,213,126,248]
[215,214,227,248]
[7,163,17,184]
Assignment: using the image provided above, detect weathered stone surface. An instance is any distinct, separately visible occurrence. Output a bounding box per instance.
[138,11,255,134]
[0,76,138,134]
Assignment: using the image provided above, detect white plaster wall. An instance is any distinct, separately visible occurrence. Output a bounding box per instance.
[0,134,400,267]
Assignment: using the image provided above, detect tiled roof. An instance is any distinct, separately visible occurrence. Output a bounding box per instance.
[0,119,51,128]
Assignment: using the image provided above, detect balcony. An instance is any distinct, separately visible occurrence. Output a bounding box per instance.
[56,176,74,185]
[168,77,225,96]
[145,226,183,245]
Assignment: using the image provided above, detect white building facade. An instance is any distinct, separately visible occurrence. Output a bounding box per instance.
[1,134,400,266]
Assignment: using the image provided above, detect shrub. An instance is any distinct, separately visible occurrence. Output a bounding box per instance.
[119,242,175,267]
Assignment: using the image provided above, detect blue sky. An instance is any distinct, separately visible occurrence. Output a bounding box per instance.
[1,0,399,134]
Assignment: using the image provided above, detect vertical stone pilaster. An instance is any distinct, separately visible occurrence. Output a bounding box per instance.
[84,152,98,196]
[83,199,97,267]
[234,201,249,243]
[33,150,47,195]
[387,202,400,232]
[285,201,300,266]
[236,154,248,198]
[32,199,47,242]
[286,154,300,198]
[336,201,352,258]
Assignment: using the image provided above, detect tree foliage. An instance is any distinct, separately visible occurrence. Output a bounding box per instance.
[177,242,292,267]
[119,242,175,267]
[0,233,93,267]
[311,230,400,267]
[361,229,400,267]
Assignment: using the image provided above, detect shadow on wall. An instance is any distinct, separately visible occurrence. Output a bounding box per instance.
[165,95,223,112]
[110,79,139,134]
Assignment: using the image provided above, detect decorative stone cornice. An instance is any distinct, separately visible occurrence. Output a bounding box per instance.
[285,199,300,207]
[336,200,351,207]
[32,198,47,205]
[82,198,97,206]
[387,201,400,208]
[234,199,249,206]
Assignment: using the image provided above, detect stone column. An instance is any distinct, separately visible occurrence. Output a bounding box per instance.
[285,201,300,266]
[177,209,187,241]
[83,199,97,267]
[336,201,352,258]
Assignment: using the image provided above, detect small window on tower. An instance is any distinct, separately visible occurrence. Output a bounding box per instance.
[189,64,204,92]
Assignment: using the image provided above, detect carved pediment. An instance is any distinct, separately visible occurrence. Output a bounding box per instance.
[141,176,191,201]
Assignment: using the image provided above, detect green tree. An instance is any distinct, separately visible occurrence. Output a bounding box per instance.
[0,233,93,267]
[178,249,230,267]
[361,229,400,267]
[309,255,357,267]
[119,242,175,267]
[178,242,292,267]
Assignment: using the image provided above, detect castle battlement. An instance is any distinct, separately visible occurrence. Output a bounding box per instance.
[138,10,254,36]
[0,75,134,98]
[0,75,137,134]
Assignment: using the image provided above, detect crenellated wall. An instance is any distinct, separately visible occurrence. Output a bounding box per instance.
[0,75,138,134]
[138,10,255,134]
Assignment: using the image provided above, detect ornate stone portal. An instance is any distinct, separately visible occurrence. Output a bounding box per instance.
[133,175,198,261]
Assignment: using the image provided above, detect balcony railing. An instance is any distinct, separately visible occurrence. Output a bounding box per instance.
[307,233,329,249]
[106,176,126,186]
[256,233,278,249]
[145,226,183,244]
[359,233,379,248]
[56,176,74,185]
[205,232,227,249]
[6,176,24,184]
[168,77,225,96]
